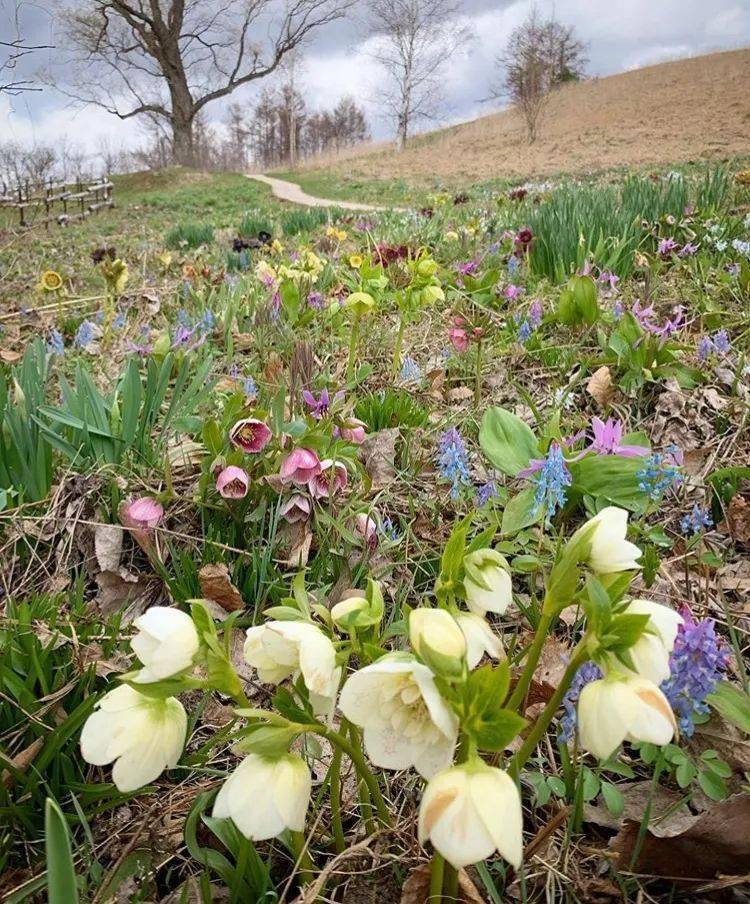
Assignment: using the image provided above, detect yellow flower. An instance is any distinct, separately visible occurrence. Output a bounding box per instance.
[157,251,173,269]
[39,270,63,292]
[271,239,284,254]
[445,231,459,242]
[343,291,375,317]
[326,226,347,241]
[349,254,363,268]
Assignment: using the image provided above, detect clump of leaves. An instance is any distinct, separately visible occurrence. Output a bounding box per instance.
[355,388,429,431]
[165,222,215,249]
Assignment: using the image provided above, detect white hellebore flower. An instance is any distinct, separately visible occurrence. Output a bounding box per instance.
[130,606,200,683]
[619,599,683,684]
[462,549,513,617]
[339,654,458,778]
[80,684,187,792]
[213,753,311,840]
[455,612,505,670]
[409,608,466,676]
[419,762,523,869]
[578,673,676,759]
[585,506,642,574]
[244,621,340,711]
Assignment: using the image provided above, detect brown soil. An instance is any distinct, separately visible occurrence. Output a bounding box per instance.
[305,48,750,183]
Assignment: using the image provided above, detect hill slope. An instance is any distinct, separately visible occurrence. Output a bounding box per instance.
[299,48,750,184]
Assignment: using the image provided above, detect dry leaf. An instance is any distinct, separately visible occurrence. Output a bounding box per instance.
[719,494,750,545]
[361,428,399,491]
[198,562,245,612]
[447,385,474,403]
[94,523,123,573]
[610,793,750,880]
[0,348,22,363]
[2,738,44,789]
[586,366,614,408]
[276,520,313,567]
[95,569,163,623]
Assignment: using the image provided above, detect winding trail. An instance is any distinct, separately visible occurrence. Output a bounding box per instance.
[247,173,395,212]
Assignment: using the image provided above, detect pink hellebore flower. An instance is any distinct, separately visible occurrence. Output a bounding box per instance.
[588,418,649,458]
[335,417,367,445]
[354,512,379,549]
[280,494,311,524]
[280,448,322,486]
[309,459,348,500]
[229,418,272,454]
[217,466,250,499]
[449,326,469,352]
[120,496,164,530]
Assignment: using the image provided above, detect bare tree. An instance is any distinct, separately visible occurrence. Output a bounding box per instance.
[1,2,52,94]
[366,0,471,151]
[48,0,353,166]
[494,7,587,142]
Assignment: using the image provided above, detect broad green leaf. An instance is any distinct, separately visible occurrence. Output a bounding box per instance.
[45,798,78,904]
[479,407,540,477]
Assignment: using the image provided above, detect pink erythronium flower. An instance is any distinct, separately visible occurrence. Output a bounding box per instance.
[588,418,649,458]
[216,466,249,499]
[229,418,272,454]
[449,319,469,352]
[280,494,311,524]
[334,417,367,445]
[280,448,322,485]
[120,496,164,530]
[309,459,348,500]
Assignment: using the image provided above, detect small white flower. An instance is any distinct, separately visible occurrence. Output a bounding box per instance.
[455,612,505,669]
[577,673,676,759]
[419,762,523,869]
[462,549,513,617]
[339,654,458,778]
[130,606,200,683]
[584,506,642,574]
[244,621,340,709]
[213,753,311,840]
[80,684,187,791]
[617,599,683,684]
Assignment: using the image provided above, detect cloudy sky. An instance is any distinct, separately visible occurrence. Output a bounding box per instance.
[2,0,749,162]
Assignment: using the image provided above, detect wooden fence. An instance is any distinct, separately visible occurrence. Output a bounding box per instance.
[0,176,115,230]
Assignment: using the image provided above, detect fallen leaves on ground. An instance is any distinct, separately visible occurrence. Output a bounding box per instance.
[361,427,399,490]
[586,365,614,408]
[401,862,485,904]
[198,562,245,612]
[610,793,750,880]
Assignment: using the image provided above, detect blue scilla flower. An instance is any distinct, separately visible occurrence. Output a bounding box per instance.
[438,427,472,499]
[507,255,520,275]
[636,452,681,501]
[47,328,65,356]
[113,311,127,330]
[244,375,258,399]
[697,334,714,362]
[74,320,96,348]
[199,309,216,334]
[559,661,602,742]
[680,503,713,536]
[518,319,532,344]
[400,356,422,384]
[713,329,731,355]
[661,611,729,737]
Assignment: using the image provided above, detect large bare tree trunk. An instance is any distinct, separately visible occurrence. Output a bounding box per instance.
[172,117,195,166]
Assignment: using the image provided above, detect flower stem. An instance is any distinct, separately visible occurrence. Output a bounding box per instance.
[507,609,554,713]
[347,314,361,381]
[474,338,483,408]
[392,311,406,378]
[429,852,445,902]
[508,642,589,779]
[328,744,345,853]
[443,863,459,901]
[289,830,314,885]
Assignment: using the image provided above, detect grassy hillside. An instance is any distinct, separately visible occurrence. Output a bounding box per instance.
[290,48,750,195]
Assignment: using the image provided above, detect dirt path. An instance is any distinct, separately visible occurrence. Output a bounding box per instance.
[247,173,394,212]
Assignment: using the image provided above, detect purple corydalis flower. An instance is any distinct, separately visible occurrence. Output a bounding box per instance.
[505,283,523,300]
[303,388,344,419]
[713,329,731,355]
[588,418,649,458]
[307,291,326,310]
[680,503,713,536]
[661,609,729,736]
[519,441,574,520]
[528,299,543,326]
[438,427,472,500]
[476,481,498,508]
[559,661,603,742]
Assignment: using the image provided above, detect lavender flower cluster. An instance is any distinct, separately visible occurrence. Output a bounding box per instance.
[437,428,472,499]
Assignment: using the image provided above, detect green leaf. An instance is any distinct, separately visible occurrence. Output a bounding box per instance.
[600,781,624,817]
[675,760,697,788]
[501,487,543,535]
[45,798,78,904]
[707,681,750,733]
[698,769,727,801]
[479,407,540,477]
